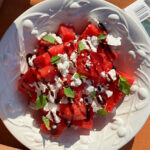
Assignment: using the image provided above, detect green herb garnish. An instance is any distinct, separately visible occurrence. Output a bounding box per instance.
[97,107,108,117]
[35,94,47,110]
[74,73,86,79]
[118,75,130,95]
[64,86,75,98]
[97,34,106,40]
[42,116,50,130]
[51,56,61,64]
[43,35,56,44]
[90,91,96,99]
[78,41,86,53]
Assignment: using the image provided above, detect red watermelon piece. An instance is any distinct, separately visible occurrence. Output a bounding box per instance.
[58,24,75,42]
[80,23,104,39]
[48,44,65,56]
[37,65,57,82]
[33,52,51,68]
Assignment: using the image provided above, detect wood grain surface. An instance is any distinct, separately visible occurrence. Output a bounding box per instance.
[0,0,150,150]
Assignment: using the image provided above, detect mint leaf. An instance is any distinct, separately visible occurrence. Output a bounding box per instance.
[64,86,75,98]
[79,74,86,78]
[90,91,96,99]
[118,75,130,95]
[74,73,86,79]
[35,94,47,110]
[78,41,86,53]
[74,73,80,78]
[26,90,32,97]
[42,116,50,130]
[98,34,106,40]
[97,108,108,117]
[43,35,56,44]
[51,56,61,64]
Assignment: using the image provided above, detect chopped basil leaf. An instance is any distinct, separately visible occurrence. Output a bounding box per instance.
[74,73,86,79]
[51,56,61,64]
[35,94,47,110]
[64,86,75,98]
[78,41,86,53]
[90,91,96,99]
[80,74,86,78]
[43,35,56,44]
[26,90,32,97]
[98,34,106,40]
[118,75,130,95]
[97,108,108,117]
[42,116,50,130]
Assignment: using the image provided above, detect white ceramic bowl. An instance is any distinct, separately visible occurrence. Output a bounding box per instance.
[0,0,150,150]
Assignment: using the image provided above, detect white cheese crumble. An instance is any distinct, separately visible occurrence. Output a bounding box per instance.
[101,71,106,78]
[108,69,117,81]
[86,85,95,94]
[70,52,77,63]
[71,73,82,87]
[91,99,102,112]
[80,98,83,102]
[106,34,121,46]
[28,55,36,67]
[38,32,47,40]
[86,60,92,67]
[87,36,98,52]
[105,90,113,98]
[57,54,70,77]
[45,103,61,123]
[47,76,63,103]
[31,82,47,96]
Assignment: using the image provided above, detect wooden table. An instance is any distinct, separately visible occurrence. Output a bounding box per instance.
[0,0,150,150]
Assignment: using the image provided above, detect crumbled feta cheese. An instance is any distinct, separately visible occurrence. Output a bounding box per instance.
[108,69,117,81]
[80,98,83,102]
[91,99,102,112]
[71,73,82,87]
[49,33,62,44]
[52,125,57,129]
[87,36,98,52]
[91,36,99,48]
[87,55,91,60]
[105,90,113,98]
[86,85,95,94]
[38,32,47,40]
[70,52,77,63]
[101,71,106,78]
[86,60,92,67]
[28,55,36,67]
[31,82,47,96]
[106,34,121,46]
[45,103,61,123]
[57,54,70,77]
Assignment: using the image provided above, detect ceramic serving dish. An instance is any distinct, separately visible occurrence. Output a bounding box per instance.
[0,0,150,150]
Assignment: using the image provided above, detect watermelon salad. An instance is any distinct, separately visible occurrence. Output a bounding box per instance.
[18,23,134,138]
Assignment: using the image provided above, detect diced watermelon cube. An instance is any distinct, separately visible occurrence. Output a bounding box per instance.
[58,24,75,42]
[72,105,93,130]
[80,23,104,39]
[37,65,57,82]
[33,52,51,68]
[59,102,87,121]
[48,44,65,56]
